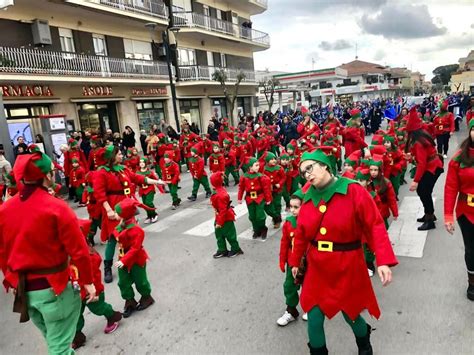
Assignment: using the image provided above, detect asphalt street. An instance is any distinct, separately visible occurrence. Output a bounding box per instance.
[1,126,473,355]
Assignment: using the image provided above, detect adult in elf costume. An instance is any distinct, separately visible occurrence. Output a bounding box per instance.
[223,139,240,186]
[70,158,87,206]
[433,99,455,158]
[209,143,225,174]
[277,191,306,326]
[0,150,96,355]
[113,198,155,318]
[289,149,397,355]
[187,147,212,201]
[209,172,243,259]
[405,107,444,231]
[342,109,367,157]
[297,114,321,140]
[263,152,286,229]
[160,151,181,209]
[322,111,342,136]
[71,219,122,350]
[93,145,164,283]
[238,157,272,240]
[137,157,161,224]
[444,119,474,300]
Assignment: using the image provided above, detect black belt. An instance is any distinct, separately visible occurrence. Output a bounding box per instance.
[310,240,361,252]
[25,277,50,292]
[107,190,125,196]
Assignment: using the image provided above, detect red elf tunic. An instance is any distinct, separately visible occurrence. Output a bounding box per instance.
[343,126,367,157]
[88,148,102,171]
[410,140,443,183]
[136,170,158,196]
[71,246,104,300]
[70,166,86,189]
[188,156,207,180]
[297,122,321,139]
[224,148,237,168]
[237,172,272,205]
[84,172,102,220]
[125,155,140,173]
[210,184,236,226]
[93,166,147,241]
[289,178,398,320]
[64,149,88,177]
[384,148,403,179]
[264,164,286,194]
[370,179,399,220]
[0,187,93,294]
[209,153,225,173]
[444,149,474,224]
[114,223,148,271]
[279,215,297,272]
[160,160,180,185]
[433,111,455,137]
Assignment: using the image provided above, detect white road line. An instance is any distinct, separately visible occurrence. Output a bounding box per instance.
[388,196,435,258]
[238,216,283,240]
[144,207,201,233]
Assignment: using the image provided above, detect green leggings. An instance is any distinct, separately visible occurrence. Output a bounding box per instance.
[224,166,240,185]
[142,192,157,218]
[76,292,114,333]
[284,265,300,307]
[247,201,266,233]
[264,192,282,220]
[308,306,368,348]
[118,264,152,300]
[168,183,179,205]
[191,176,211,196]
[389,174,401,196]
[215,221,240,252]
[105,237,117,262]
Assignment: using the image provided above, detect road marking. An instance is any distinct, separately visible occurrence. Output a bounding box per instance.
[238,216,283,240]
[145,207,201,233]
[388,196,435,258]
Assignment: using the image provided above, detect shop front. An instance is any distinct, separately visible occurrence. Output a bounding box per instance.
[77,102,119,134]
[131,87,169,132]
[210,98,228,120]
[237,96,253,117]
[179,98,202,132]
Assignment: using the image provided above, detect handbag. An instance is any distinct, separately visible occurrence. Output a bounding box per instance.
[294,205,328,285]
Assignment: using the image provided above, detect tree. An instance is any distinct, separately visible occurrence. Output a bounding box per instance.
[258,77,280,112]
[212,68,246,126]
[431,64,459,85]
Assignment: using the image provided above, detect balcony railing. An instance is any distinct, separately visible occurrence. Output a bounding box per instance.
[84,0,168,20]
[172,12,270,46]
[178,66,256,83]
[0,47,170,79]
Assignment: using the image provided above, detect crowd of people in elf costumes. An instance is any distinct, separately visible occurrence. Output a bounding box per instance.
[0,93,473,355]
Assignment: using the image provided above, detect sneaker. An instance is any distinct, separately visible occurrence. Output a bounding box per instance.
[418,221,436,231]
[368,268,374,277]
[228,249,244,258]
[104,311,122,334]
[143,218,151,224]
[171,205,177,210]
[187,195,197,201]
[205,191,212,198]
[302,313,308,321]
[213,251,229,259]
[150,216,158,223]
[443,154,448,159]
[277,311,296,326]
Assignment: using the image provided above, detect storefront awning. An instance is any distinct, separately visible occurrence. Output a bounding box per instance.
[130,96,169,101]
[70,97,126,103]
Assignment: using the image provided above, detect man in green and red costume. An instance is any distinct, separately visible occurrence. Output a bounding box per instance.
[263,152,286,228]
[0,150,96,354]
[187,147,212,201]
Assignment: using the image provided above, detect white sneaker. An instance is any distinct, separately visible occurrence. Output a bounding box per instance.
[443,154,448,159]
[302,313,308,321]
[143,218,151,224]
[277,311,296,326]
[368,268,374,277]
[171,205,177,210]
[150,216,158,223]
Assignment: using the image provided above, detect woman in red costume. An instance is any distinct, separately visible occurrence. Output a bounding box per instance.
[289,149,397,355]
[444,119,474,300]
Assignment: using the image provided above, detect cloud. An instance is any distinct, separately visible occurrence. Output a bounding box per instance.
[318,39,352,51]
[418,32,474,54]
[373,49,386,61]
[359,4,447,39]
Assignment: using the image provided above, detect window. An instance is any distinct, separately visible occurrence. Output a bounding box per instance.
[93,34,107,56]
[136,100,166,131]
[178,48,196,66]
[220,53,226,68]
[124,39,152,60]
[207,51,214,67]
[59,28,75,53]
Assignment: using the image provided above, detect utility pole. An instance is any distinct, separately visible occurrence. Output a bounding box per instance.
[0,94,14,163]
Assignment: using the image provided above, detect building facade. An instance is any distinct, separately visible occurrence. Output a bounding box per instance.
[451,50,474,94]
[0,0,269,149]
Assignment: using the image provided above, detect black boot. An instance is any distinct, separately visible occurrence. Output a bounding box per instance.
[187,195,197,201]
[307,343,328,355]
[205,191,212,198]
[467,272,474,301]
[356,324,373,355]
[123,299,138,318]
[104,260,113,283]
[417,214,437,223]
[136,295,155,311]
[418,214,436,231]
[71,331,86,350]
[261,226,268,241]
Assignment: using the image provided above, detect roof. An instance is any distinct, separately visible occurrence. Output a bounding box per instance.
[338,59,388,76]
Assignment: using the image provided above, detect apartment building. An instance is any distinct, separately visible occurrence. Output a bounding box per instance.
[0,0,269,147]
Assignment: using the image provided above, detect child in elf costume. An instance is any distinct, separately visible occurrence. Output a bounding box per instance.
[280,151,299,210]
[137,157,162,224]
[70,158,86,207]
[125,148,140,173]
[209,143,225,174]
[187,147,212,201]
[83,171,102,246]
[160,151,181,210]
[210,172,244,259]
[277,191,307,326]
[113,198,155,318]
[238,157,272,240]
[263,152,286,229]
[71,219,122,350]
[223,139,240,186]
[382,135,403,196]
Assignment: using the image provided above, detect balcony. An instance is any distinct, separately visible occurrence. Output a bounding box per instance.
[178,66,256,84]
[172,12,270,50]
[0,47,169,83]
[65,0,168,24]
[225,0,268,15]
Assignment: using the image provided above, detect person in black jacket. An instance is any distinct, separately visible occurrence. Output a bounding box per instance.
[280,116,298,146]
[122,126,136,149]
[207,121,219,141]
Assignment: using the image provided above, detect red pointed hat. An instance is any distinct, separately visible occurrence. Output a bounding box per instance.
[78,219,92,238]
[13,151,53,183]
[115,198,155,220]
[210,171,224,188]
[406,106,423,132]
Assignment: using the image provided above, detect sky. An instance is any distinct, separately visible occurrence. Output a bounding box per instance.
[252,0,474,80]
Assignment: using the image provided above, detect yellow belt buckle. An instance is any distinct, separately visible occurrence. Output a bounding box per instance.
[119,248,125,257]
[142,184,148,189]
[124,188,131,195]
[317,241,333,252]
[438,125,443,130]
[250,191,257,199]
[167,175,171,180]
[214,159,219,165]
[467,194,474,207]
